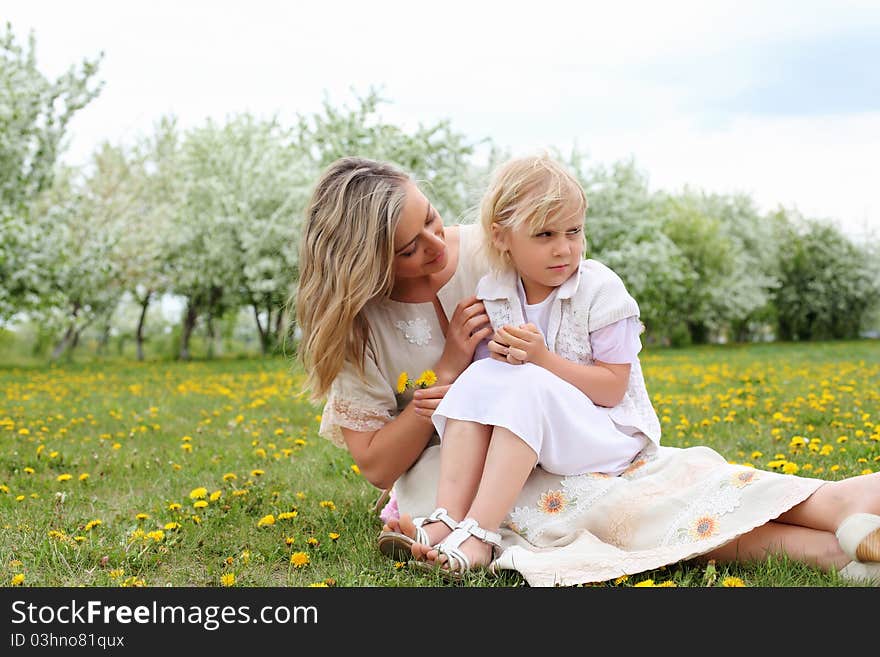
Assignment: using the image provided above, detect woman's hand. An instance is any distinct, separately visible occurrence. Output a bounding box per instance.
[492,323,549,366]
[435,295,492,383]
[411,384,452,418]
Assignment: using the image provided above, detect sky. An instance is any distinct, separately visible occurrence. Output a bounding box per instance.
[5,0,880,239]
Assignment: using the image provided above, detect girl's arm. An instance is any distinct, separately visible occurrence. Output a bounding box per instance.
[495,323,630,407]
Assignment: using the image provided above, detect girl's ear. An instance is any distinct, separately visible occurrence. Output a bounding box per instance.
[490,223,508,253]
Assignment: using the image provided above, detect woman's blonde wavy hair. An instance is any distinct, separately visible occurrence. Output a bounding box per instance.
[480,153,587,271]
[296,157,410,399]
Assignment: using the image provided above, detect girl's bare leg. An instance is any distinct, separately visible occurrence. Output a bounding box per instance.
[408,419,492,560]
[427,425,537,569]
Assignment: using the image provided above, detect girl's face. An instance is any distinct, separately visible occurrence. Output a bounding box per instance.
[392,182,448,279]
[494,210,585,304]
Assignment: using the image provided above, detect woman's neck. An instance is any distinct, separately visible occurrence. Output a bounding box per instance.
[390,276,440,302]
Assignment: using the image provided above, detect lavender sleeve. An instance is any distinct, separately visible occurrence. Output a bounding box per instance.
[589,317,643,364]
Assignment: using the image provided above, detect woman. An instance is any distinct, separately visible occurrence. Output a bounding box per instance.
[295,156,880,586]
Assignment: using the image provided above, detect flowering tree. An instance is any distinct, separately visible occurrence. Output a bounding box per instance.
[0,23,102,320]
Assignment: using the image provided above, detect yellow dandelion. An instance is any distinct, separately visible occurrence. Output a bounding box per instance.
[84,519,103,531]
[414,369,438,388]
[164,522,181,531]
[319,500,336,511]
[329,532,340,541]
[223,473,237,481]
[290,552,310,568]
[257,514,276,527]
[285,536,296,546]
[721,576,747,587]
[308,582,328,587]
[189,487,208,500]
[11,573,25,586]
[396,372,409,393]
[193,500,208,509]
[136,513,150,521]
[23,467,34,475]
[168,502,182,511]
[78,473,89,482]
[251,469,265,477]
[220,573,236,587]
[350,464,361,475]
[209,490,222,502]
[307,537,319,546]
[634,579,655,587]
[56,473,72,483]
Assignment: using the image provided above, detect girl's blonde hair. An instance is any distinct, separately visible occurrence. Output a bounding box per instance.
[480,153,587,271]
[296,157,410,399]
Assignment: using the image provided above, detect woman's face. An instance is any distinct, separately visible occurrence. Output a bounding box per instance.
[392,181,448,279]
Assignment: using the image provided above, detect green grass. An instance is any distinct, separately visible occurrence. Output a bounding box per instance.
[1,339,878,588]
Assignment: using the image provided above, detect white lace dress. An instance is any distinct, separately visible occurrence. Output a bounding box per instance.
[317,227,827,586]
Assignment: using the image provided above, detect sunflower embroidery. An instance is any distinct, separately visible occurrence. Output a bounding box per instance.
[537,490,568,514]
[688,515,719,540]
[394,318,432,346]
[731,469,758,488]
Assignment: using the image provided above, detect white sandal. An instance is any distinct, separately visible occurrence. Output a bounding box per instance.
[836,513,880,562]
[377,507,459,560]
[412,517,503,580]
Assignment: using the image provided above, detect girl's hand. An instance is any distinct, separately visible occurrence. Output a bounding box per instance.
[494,323,549,365]
[411,384,452,418]
[487,336,524,365]
[435,295,492,382]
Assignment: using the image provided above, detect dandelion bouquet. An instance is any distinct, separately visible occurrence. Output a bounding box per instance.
[396,369,437,393]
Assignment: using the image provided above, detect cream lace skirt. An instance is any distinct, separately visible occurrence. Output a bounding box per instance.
[393,442,826,586]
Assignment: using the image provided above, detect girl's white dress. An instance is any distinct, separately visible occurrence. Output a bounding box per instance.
[432,277,647,476]
[318,224,826,587]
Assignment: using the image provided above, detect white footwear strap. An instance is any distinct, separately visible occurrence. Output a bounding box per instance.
[457,518,502,548]
[435,526,473,572]
[412,507,459,545]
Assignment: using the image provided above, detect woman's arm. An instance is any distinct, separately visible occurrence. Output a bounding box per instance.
[341,403,436,490]
[342,296,491,489]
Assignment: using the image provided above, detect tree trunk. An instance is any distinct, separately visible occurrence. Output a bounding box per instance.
[135,291,152,362]
[252,301,268,355]
[51,304,81,360]
[180,301,198,360]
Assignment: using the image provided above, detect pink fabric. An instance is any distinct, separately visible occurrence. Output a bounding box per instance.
[590,316,642,364]
[379,489,399,523]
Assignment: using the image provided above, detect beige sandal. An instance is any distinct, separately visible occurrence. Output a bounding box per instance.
[836,513,880,562]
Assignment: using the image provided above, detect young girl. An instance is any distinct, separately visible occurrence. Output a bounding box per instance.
[408,154,662,575]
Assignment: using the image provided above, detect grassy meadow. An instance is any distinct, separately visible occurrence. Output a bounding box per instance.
[1,339,878,588]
